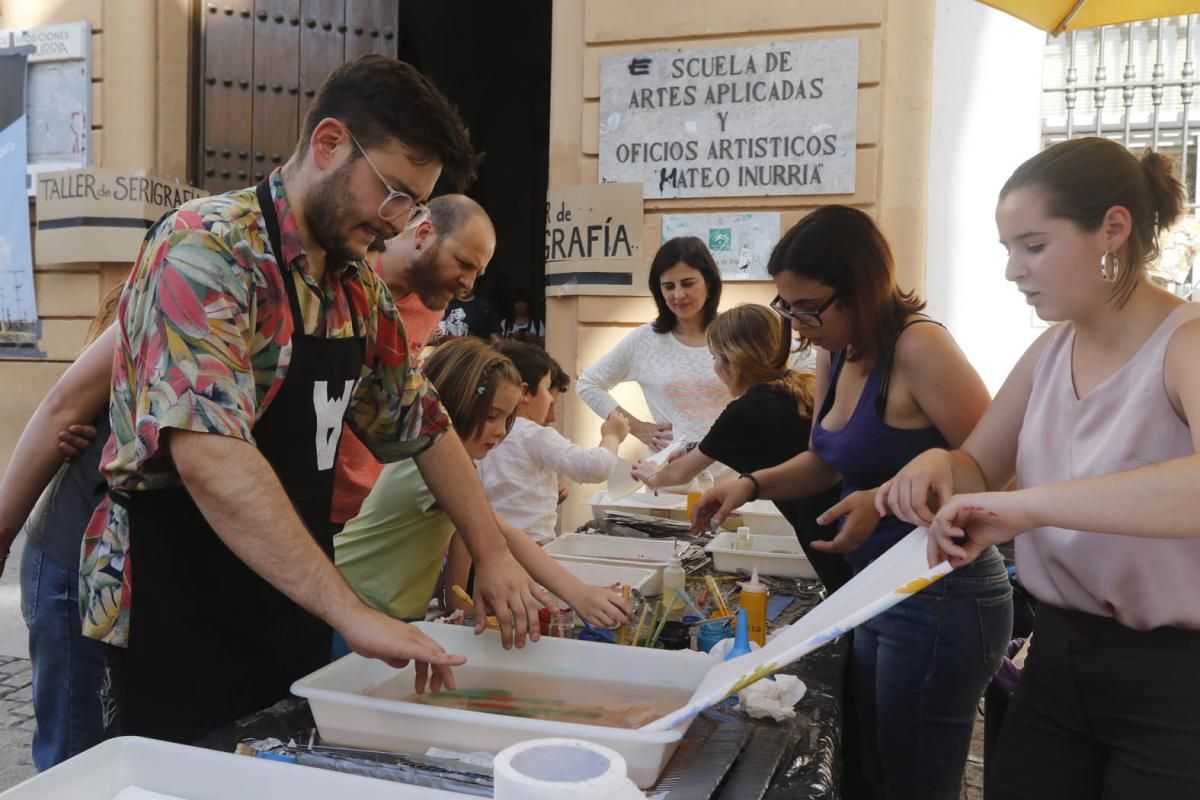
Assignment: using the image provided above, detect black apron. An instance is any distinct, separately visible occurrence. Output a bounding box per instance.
[107,180,365,743]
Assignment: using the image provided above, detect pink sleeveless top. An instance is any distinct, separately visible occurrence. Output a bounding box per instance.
[1016,302,1200,631]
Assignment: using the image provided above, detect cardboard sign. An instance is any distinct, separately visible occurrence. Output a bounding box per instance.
[35,168,207,264]
[545,182,645,296]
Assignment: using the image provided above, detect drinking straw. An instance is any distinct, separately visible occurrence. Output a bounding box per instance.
[674,586,708,621]
[705,575,729,616]
[649,594,679,647]
[630,601,652,647]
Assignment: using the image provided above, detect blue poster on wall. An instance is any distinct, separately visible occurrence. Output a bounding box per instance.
[0,47,41,357]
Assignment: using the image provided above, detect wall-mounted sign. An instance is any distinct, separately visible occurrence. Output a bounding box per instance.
[36,168,207,265]
[599,39,858,199]
[662,212,781,281]
[0,48,40,356]
[0,21,92,193]
[544,182,645,296]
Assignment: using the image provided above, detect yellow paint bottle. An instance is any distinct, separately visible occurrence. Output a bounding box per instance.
[739,567,767,647]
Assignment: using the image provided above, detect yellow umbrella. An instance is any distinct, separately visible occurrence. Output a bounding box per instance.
[978,0,1200,35]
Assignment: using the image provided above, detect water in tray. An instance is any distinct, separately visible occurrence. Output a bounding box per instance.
[367,665,692,729]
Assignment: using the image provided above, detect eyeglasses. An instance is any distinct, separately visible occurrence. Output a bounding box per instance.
[771,293,837,328]
[346,129,430,234]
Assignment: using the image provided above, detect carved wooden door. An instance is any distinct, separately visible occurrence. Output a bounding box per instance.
[199,0,397,194]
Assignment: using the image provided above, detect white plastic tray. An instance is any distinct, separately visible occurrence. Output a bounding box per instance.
[0,736,474,799]
[557,560,657,596]
[704,531,817,579]
[545,534,679,595]
[588,490,792,535]
[292,622,713,788]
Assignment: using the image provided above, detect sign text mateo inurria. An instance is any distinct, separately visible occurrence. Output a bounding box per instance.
[599,39,858,199]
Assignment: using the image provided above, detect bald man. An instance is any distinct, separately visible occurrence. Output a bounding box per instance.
[331,195,496,528]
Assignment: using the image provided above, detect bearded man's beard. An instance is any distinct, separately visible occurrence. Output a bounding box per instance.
[304,160,385,265]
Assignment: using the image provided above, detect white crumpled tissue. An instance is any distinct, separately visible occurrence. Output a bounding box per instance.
[735,674,807,721]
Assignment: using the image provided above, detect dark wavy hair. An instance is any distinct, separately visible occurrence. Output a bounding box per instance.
[768,206,924,363]
[298,55,478,190]
[649,236,722,334]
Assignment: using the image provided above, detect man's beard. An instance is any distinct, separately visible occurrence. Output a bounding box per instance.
[407,242,456,311]
[304,161,385,265]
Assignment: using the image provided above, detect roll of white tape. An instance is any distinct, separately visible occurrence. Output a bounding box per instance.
[493,738,645,800]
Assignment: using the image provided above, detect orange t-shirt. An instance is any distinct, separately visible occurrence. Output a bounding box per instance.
[330,291,445,525]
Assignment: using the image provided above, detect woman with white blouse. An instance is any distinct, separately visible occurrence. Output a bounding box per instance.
[577,236,731,451]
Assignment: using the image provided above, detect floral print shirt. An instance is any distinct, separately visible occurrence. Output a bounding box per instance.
[80,170,449,646]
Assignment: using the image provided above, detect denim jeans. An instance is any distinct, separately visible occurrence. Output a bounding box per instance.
[20,541,107,771]
[852,546,1012,800]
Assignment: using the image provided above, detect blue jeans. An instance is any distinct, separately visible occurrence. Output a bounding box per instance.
[21,541,107,770]
[852,546,1012,800]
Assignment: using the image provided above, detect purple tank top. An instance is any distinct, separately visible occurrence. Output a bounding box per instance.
[811,328,948,567]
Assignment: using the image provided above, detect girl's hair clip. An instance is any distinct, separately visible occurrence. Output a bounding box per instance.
[477,384,487,396]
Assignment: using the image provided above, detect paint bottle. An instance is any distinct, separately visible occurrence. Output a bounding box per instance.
[724,608,752,661]
[662,556,686,620]
[733,525,753,551]
[739,567,768,647]
[685,469,714,520]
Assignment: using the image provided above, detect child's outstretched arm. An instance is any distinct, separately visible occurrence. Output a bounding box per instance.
[633,446,715,490]
[599,410,629,454]
[530,424,620,485]
[494,512,632,628]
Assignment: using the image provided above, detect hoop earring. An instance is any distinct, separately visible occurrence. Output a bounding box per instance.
[1100,250,1119,283]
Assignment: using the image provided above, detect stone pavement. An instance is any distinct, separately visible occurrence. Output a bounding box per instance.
[0,657,34,791]
[0,535,35,792]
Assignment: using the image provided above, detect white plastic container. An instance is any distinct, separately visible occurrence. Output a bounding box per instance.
[587,490,792,535]
[705,530,817,579]
[292,622,714,788]
[0,736,474,799]
[557,561,656,596]
[544,533,678,595]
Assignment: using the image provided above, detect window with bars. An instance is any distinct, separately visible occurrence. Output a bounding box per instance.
[1041,16,1200,296]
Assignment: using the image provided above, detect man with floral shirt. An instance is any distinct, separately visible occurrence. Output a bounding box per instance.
[82,55,549,742]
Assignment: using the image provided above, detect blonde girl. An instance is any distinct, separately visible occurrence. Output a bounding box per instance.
[335,338,629,644]
[633,303,851,591]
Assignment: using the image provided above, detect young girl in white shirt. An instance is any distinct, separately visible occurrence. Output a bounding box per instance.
[479,341,629,544]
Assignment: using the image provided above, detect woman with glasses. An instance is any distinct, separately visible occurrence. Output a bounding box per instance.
[577,236,730,453]
[693,205,1012,800]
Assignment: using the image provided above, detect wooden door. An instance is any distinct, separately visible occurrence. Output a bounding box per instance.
[198,0,396,194]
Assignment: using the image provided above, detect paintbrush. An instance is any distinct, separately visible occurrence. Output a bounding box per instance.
[649,593,679,647]
[630,601,652,647]
[705,574,729,616]
[450,585,500,630]
[617,584,631,644]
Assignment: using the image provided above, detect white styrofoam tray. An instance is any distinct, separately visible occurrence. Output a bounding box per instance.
[704,531,817,580]
[545,533,679,595]
[292,622,713,788]
[0,736,474,799]
[557,560,657,596]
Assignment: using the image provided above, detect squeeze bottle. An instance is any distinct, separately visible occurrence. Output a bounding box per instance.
[662,556,686,620]
[739,567,768,647]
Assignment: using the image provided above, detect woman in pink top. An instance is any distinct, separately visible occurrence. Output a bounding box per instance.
[881,137,1200,798]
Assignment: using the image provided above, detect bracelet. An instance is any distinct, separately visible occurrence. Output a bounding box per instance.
[738,472,761,503]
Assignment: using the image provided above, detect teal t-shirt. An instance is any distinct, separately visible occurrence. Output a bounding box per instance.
[334,459,455,621]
